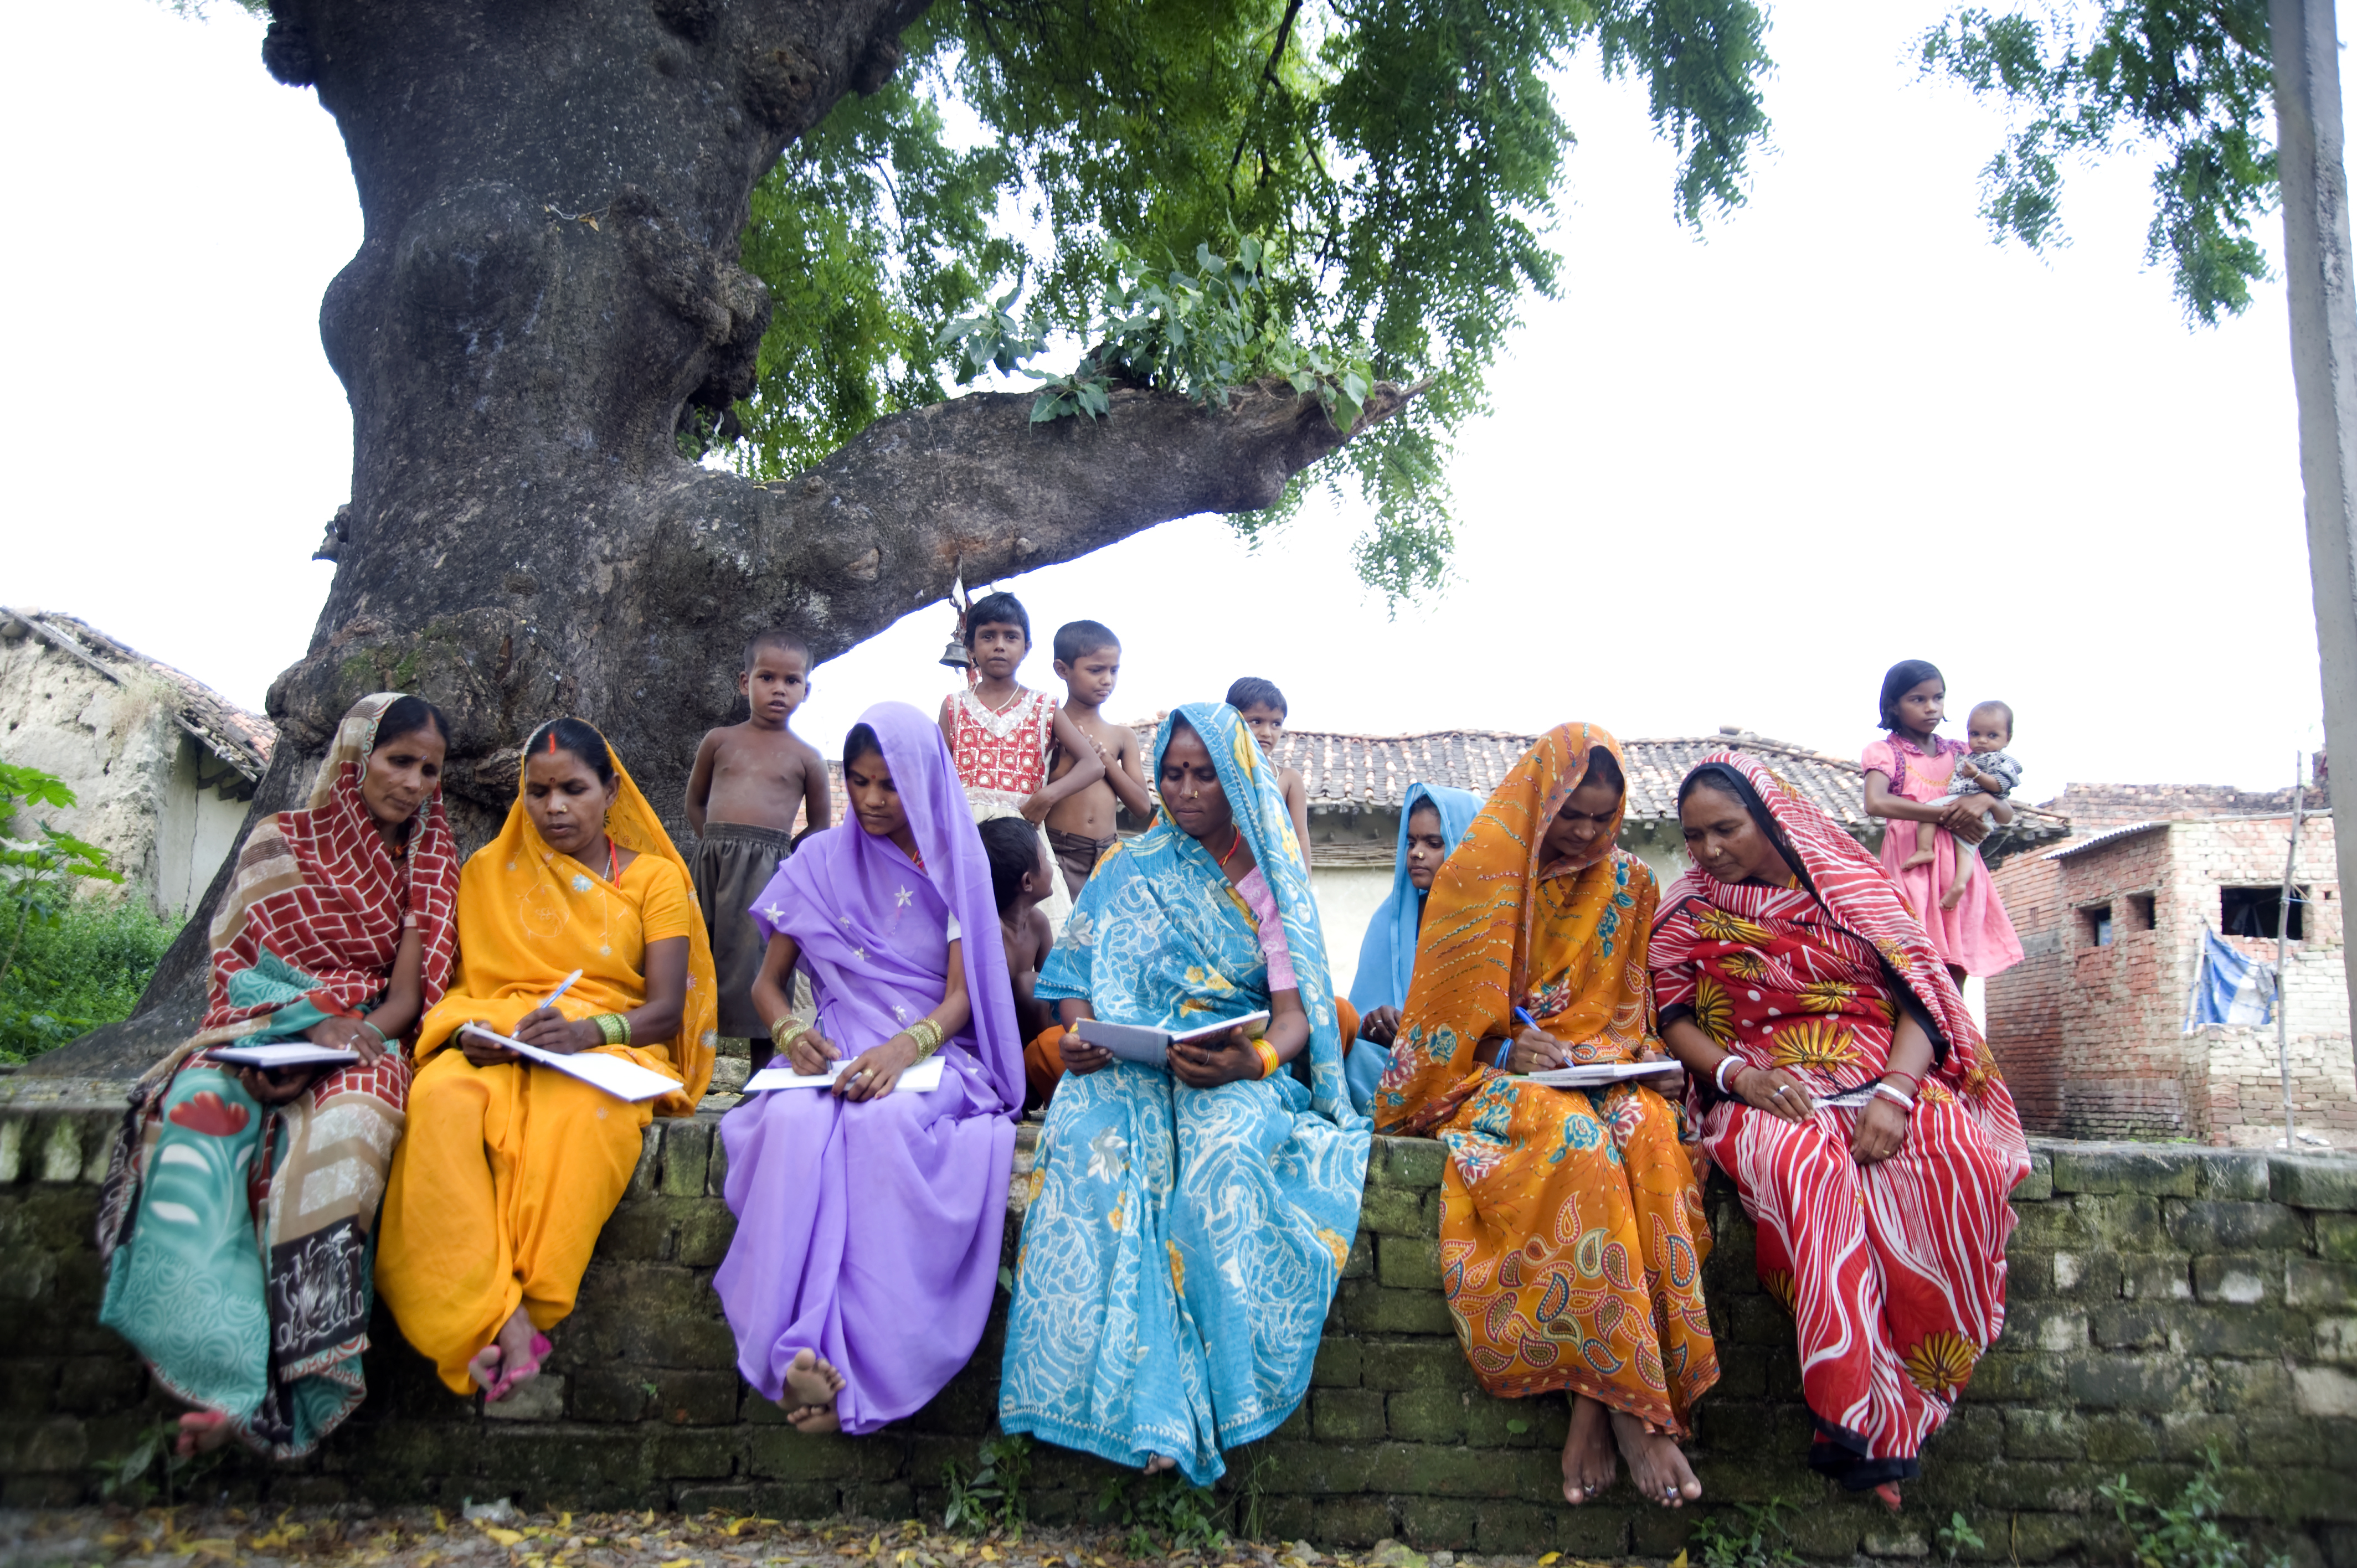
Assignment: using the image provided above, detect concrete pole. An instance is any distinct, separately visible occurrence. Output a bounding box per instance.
[2272,0,2357,1065]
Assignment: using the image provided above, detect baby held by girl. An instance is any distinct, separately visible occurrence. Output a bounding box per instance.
[1898,698,2020,910]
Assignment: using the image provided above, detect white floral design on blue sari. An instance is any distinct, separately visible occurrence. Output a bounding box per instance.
[997,703,1371,1486]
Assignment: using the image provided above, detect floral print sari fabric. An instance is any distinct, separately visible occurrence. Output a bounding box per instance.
[1649,750,2030,1490]
[1373,723,1716,1433]
[95,693,459,1458]
[998,702,1369,1487]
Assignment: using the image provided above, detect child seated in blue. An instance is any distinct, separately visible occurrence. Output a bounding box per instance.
[1344,782,1480,1113]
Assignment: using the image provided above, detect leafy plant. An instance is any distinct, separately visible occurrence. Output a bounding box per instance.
[941,1430,1034,1536]
[0,893,176,1064]
[2098,1448,2293,1568]
[1094,1471,1228,1556]
[1689,1498,1804,1568]
[0,760,121,989]
[91,1417,224,1507]
[1937,1511,1987,1564]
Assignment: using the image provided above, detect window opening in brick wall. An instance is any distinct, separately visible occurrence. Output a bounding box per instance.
[2078,904,2113,947]
[2220,885,2305,940]
[2126,893,2155,931]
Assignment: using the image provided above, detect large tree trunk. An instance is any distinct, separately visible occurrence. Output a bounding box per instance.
[32,0,1409,1076]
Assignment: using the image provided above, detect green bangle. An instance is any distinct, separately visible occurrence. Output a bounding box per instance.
[593,1013,631,1046]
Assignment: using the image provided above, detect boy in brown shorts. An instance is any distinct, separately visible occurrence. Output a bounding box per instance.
[685,630,831,1069]
[1043,620,1151,898]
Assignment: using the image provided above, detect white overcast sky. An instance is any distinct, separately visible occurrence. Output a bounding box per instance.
[1,1,2340,802]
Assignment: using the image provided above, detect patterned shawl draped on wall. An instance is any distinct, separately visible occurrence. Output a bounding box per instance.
[998,702,1370,1486]
[95,692,461,1458]
[1368,723,1716,1431]
[1649,750,2029,1490]
[413,736,717,1115]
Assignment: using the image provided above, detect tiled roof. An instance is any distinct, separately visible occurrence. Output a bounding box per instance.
[2034,781,2311,832]
[2,607,276,782]
[811,723,2072,853]
[1180,722,2068,843]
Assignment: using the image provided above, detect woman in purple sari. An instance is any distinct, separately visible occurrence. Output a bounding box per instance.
[713,702,1023,1433]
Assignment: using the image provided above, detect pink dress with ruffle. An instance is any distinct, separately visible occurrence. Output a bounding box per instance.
[1860,736,2024,978]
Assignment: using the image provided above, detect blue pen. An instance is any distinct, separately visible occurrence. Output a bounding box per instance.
[1504,1006,1535,1066]
[540,968,585,1013]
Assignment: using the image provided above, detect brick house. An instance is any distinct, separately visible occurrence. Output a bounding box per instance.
[1986,779,2355,1149]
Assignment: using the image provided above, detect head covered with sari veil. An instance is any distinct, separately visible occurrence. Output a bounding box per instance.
[164,692,464,1066]
[1661,749,2003,1089]
[414,719,717,1114]
[1347,781,1481,1017]
[1374,722,1657,1135]
[749,700,1023,1111]
[1039,700,1356,1125]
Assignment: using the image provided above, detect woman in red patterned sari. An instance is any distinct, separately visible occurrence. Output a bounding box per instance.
[1649,752,2027,1510]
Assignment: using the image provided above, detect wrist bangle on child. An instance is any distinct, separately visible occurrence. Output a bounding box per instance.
[1252,1038,1283,1081]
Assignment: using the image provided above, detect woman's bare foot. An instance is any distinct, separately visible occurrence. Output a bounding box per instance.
[1610,1409,1701,1508]
[465,1343,504,1395]
[480,1307,546,1402]
[1561,1395,1617,1504]
[1143,1455,1176,1476]
[1875,1481,1903,1514]
[781,1348,846,1434]
[174,1410,232,1458]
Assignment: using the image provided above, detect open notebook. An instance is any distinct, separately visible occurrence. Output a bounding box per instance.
[742,1056,947,1095]
[1521,1060,1686,1090]
[456,1024,681,1102]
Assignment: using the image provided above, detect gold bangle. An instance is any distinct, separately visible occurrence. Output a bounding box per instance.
[769,1015,811,1051]
[906,1018,944,1060]
[1252,1038,1282,1080]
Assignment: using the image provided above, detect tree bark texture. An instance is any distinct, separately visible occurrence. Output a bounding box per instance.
[36,0,1411,1073]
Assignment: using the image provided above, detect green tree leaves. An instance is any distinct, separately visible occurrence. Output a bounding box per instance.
[712,0,1776,596]
[1921,3,2279,326]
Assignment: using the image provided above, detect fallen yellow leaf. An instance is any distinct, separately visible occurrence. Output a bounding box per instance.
[184,1540,239,1560]
[1669,1554,1689,1568]
[485,1529,526,1547]
[979,1551,1000,1564]
[659,1560,697,1567]
[435,1512,450,1534]
[1537,1556,1561,1567]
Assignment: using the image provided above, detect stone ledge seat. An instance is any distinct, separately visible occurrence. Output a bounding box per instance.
[3,1077,2355,1565]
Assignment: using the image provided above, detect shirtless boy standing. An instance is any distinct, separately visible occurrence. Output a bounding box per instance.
[686,630,831,1067]
[1043,621,1152,898]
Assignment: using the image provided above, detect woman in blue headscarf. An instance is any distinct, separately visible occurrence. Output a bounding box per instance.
[998,702,1371,1486]
[1345,782,1480,1113]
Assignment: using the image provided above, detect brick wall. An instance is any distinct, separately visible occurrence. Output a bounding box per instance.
[1989,816,2355,1148]
[4,1089,2356,1564]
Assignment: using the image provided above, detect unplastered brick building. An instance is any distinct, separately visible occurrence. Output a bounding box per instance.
[1987,777,2356,1149]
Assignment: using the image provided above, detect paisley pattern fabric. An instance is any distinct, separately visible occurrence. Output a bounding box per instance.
[1373,724,1716,1432]
[998,702,1370,1486]
[96,693,456,1459]
[1649,750,2030,1490]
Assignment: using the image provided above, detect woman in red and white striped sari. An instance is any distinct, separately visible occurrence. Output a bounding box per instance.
[1648,752,2027,1510]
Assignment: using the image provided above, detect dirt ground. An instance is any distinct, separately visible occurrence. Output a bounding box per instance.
[0,1508,1633,1568]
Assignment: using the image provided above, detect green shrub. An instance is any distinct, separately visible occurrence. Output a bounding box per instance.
[0,896,178,1063]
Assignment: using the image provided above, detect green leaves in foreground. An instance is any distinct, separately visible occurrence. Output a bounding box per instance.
[1920,3,2278,326]
[704,0,1775,599]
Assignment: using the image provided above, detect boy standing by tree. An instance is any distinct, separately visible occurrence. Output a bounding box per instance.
[1227,676,1313,865]
[686,630,830,1069]
[1042,620,1152,898]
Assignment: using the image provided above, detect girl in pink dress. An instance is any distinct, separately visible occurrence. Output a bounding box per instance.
[1860,660,2023,984]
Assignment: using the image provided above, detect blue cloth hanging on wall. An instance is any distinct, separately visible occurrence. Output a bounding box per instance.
[2185,925,2276,1030]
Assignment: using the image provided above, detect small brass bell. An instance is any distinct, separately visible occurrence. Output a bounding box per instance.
[939,633,972,670]
[939,564,973,670]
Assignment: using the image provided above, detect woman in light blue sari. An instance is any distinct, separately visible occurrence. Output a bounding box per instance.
[998,702,1371,1485]
[1343,781,1480,1113]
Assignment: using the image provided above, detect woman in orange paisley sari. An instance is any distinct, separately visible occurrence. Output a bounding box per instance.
[1649,752,2029,1512]
[1374,723,1716,1510]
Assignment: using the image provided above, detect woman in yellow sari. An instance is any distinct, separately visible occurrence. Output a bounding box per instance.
[377,718,716,1399]
[1374,723,1716,1509]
